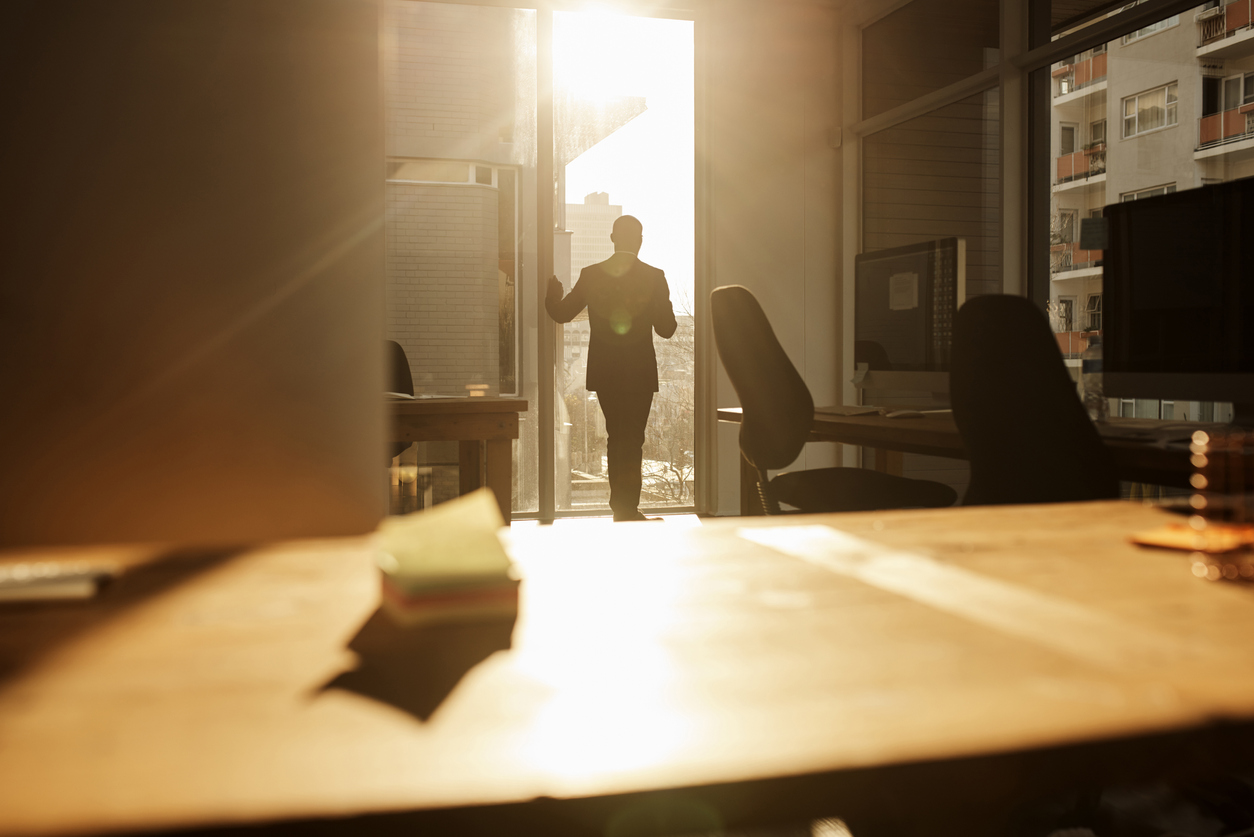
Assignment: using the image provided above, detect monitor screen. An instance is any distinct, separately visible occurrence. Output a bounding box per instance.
[1104,178,1254,409]
[855,238,966,373]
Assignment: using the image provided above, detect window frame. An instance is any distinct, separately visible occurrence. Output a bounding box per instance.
[1060,122,1079,154]
[1085,293,1102,332]
[1121,82,1178,139]
[1119,14,1179,44]
[1090,118,1107,146]
[1120,183,1178,201]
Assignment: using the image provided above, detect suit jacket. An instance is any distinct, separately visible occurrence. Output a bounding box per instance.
[546,253,677,393]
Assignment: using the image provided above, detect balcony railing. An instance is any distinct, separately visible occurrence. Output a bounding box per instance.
[1198,105,1254,148]
[1050,242,1103,275]
[1053,52,1107,97]
[1055,144,1107,184]
[1199,0,1254,46]
[1055,330,1100,359]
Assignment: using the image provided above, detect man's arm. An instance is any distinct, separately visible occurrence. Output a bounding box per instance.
[545,275,586,324]
[653,272,678,339]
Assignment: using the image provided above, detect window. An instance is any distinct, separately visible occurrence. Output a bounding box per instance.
[1056,208,1078,243]
[1033,0,1237,428]
[1219,73,1254,111]
[1057,296,1076,331]
[1085,293,1102,331]
[1089,119,1106,146]
[1061,124,1078,155]
[1120,15,1178,44]
[1121,184,1177,201]
[1122,83,1177,138]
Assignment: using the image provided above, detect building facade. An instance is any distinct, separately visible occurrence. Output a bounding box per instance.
[1049,0,1254,420]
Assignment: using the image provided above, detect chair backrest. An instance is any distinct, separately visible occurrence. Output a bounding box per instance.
[386,340,414,396]
[950,294,1118,505]
[854,340,893,371]
[711,285,814,471]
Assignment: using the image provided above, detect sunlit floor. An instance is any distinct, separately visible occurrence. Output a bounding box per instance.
[510,513,705,529]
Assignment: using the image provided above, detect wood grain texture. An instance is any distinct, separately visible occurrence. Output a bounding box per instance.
[2,502,1253,836]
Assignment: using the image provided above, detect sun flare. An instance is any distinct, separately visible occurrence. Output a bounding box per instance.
[553,10,640,102]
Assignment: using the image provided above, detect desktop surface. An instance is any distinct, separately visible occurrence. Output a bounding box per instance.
[4,502,1254,836]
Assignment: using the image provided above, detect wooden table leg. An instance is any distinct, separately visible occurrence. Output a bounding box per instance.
[870,447,904,476]
[459,440,483,496]
[484,438,512,524]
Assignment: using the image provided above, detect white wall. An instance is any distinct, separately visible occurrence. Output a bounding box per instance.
[706,1,842,515]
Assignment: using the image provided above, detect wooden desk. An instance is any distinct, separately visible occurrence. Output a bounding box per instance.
[392,397,526,523]
[718,407,1203,514]
[3,502,1254,836]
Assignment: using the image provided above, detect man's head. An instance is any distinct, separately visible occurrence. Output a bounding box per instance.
[610,215,643,255]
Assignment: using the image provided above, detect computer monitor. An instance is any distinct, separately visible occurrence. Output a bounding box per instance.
[1104,177,1254,425]
[854,238,966,400]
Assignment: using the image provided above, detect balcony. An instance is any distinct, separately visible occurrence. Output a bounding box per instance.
[1196,106,1254,160]
[1054,144,1107,193]
[1053,52,1108,101]
[1198,0,1254,57]
[1054,330,1101,360]
[1050,241,1103,276]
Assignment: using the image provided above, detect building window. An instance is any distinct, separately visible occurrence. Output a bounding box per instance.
[1222,72,1254,111]
[1057,296,1076,332]
[1060,123,1077,155]
[1056,208,1078,243]
[1089,119,1106,146]
[1120,184,1177,201]
[1085,293,1102,331]
[1122,83,1177,138]
[1120,15,1179,45]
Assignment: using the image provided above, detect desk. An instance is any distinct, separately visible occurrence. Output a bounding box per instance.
[3,502,1254,836]
[718,407,1203,514]
[391,397,526,523]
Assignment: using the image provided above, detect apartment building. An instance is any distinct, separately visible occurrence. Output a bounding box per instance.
[1049,0,1254,420]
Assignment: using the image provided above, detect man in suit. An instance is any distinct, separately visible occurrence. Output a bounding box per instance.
[546,215,677,522]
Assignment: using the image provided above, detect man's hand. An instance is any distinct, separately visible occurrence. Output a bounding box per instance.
[546,276,564,301]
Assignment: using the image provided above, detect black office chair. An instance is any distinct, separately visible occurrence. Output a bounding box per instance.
[950,294,1118,506]
[711,285,957,514]
[854,340,893,372]
[386,340,414,463]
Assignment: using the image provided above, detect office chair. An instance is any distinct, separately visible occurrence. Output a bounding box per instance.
[950,294,1118,505]
[711,285,958,515]
[387,340,414,463]
[854,340,893,372]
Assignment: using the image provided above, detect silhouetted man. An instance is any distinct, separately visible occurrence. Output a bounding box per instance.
[546,215,677,522]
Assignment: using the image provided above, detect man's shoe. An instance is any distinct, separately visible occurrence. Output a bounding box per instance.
[613,511,663,522]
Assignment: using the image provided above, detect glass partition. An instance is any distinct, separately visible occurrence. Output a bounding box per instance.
[382,1,539,513]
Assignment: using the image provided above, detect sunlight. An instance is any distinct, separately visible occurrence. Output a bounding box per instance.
[553,10,641,101]
[506,528,692,779]
[524,683,688,780]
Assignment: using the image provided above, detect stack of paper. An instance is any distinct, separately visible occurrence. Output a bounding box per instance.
[0,561,118,602]
[375,488,519,625]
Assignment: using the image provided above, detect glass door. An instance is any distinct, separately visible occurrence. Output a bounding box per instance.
[549,10,695,516]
